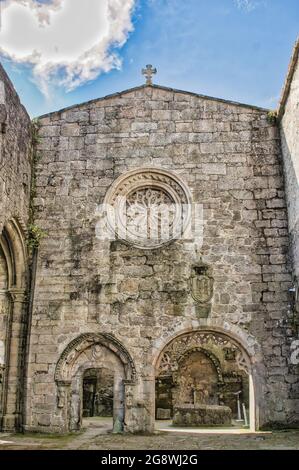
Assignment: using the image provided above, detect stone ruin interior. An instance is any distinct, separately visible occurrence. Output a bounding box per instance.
[79,339,250,429]
[155,332,250,428]
[78,338,250,429]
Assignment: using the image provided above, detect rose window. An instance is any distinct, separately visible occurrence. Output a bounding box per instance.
[104,168,192,249]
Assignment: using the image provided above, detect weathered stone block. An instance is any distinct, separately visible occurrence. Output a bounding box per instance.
[202,163,227,175]
[61,123,80,137]
[156,408,171,420]
[173,405,232,427]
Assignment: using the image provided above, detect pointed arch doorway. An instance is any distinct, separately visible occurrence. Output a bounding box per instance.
[0,219,28,432]
[55,333,136,433]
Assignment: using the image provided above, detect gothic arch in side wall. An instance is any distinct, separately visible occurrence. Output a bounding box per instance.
[54,333,137,433]
[0,218,28,432]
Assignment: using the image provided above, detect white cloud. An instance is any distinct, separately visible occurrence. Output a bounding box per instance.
[234,0,261,12]
[0,0,135,96]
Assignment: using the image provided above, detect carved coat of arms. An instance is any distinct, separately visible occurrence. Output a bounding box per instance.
[190,265,214,305]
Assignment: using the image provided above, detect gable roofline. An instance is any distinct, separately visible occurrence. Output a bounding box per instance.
[36,84,270,120]
[278,37,299,120]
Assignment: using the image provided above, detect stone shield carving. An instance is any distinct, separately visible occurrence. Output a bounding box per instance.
[103,167,192,249]
[190,265,214,304]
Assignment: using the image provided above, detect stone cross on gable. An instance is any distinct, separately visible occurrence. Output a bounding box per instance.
[142,64,157,86]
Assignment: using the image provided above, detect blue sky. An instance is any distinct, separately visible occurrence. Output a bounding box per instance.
[0,0,298,117]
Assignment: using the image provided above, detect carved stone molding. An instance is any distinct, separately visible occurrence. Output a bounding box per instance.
[8,288,27,304]
[56,381,71,409]
[104,167,192,249]
[0,289,8,299]
[156,331,251,377]
[55,332,136,383]
[177,347,224,383]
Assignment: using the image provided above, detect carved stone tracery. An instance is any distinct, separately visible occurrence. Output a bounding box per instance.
[55,333,136,384]
[104,168,192,249]
[155,330,252,418]
[177,347,224,383]
[156,331,251,377]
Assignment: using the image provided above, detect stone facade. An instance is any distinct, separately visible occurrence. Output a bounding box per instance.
[0,47,298,434]
[24,83,297,433]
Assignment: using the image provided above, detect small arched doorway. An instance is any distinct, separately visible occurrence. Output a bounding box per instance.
[55,333,136,433]
[155,330,254,430]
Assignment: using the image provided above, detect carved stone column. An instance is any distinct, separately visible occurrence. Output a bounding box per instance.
[1,288,27,432]
[113,375,125,433]
[0,364,5,417]
[0,289,9,417]
[56,380,71,433]
[123,381,144,433]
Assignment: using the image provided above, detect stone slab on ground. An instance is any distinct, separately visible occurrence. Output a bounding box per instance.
[156,408,172,420]
[173,404,232,427]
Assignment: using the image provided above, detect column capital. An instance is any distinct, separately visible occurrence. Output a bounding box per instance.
[0,289,8,298]
[8,288,27,303]
[56,380,71,387]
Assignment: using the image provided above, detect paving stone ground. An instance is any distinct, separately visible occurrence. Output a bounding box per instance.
[0,418,298,450]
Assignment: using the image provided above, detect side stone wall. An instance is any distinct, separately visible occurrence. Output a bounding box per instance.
[279,43,299,404]
[0,63,32,233]
[27,85,297,432]
[280,44,299,282]
[0,63,32,431]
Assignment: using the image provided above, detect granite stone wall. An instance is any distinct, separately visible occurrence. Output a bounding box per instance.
[0,64,32,233]
[26,85,298,432]
[0,63,32,431]
[280,49,299,280]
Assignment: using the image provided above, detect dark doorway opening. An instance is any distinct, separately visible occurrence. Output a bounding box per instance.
[82,368,114,418]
